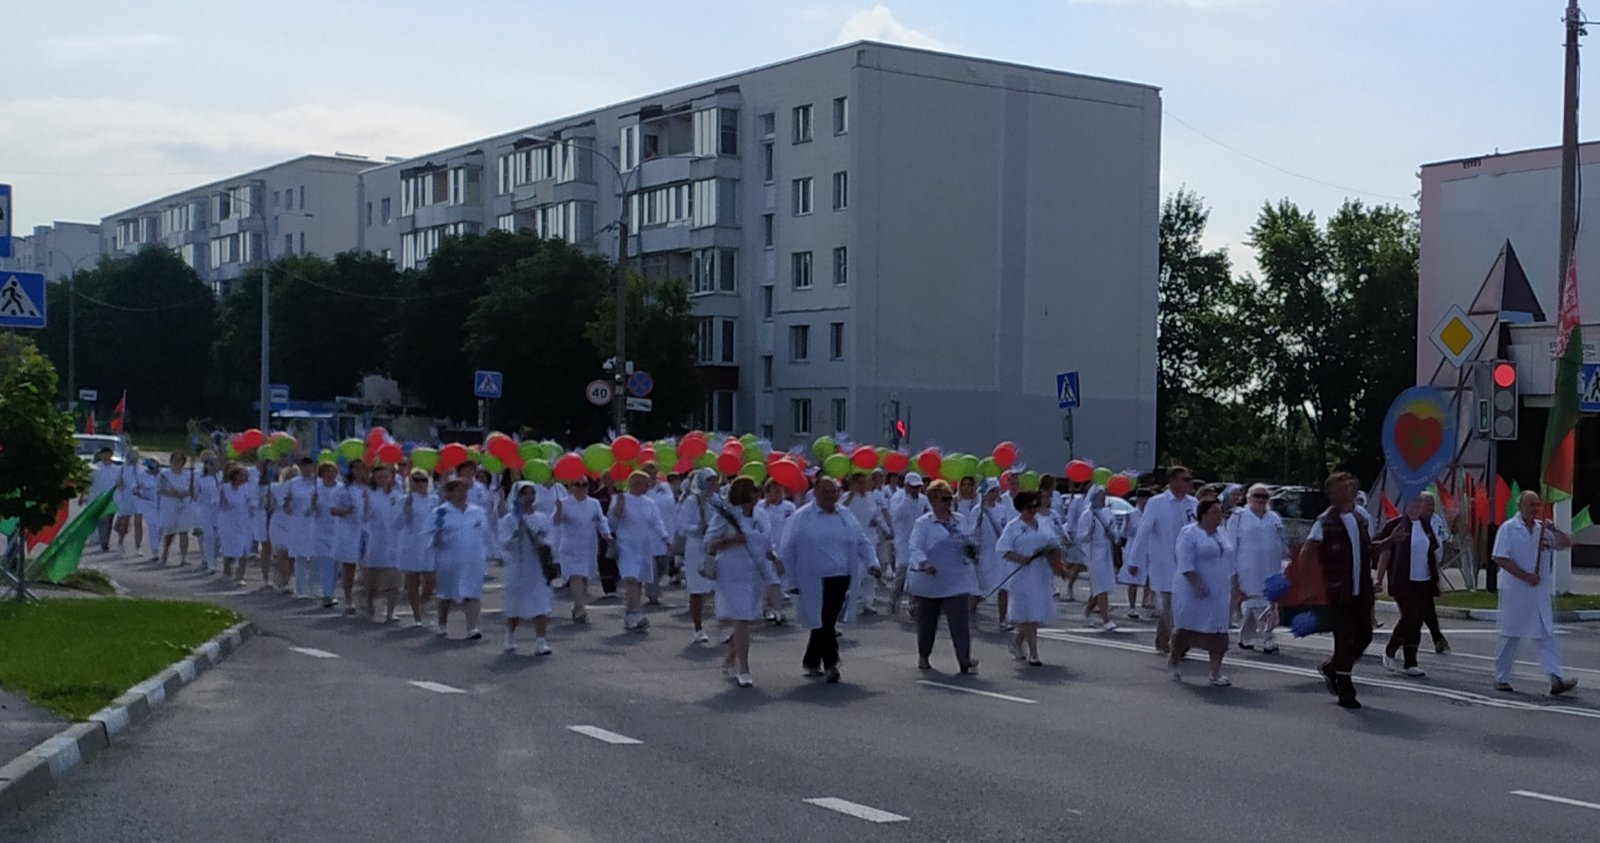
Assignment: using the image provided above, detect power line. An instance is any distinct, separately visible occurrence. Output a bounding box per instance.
[1163,109,1412,203]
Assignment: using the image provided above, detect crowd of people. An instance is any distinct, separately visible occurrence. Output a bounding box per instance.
[80,445,1582,703]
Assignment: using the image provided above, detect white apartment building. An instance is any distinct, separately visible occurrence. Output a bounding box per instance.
[359,42,1160,468]
[100,154,380,296]
[0,221,100,282]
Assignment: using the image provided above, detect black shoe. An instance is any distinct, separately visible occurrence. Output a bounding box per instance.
[1434,639,1451,655]
[1336,676,1359,708]
[825,667,841,684]
[1319,663,1338,696]
[1552,677,1579,696]
[1238,643,1256,651]
[1337,695,1362,710]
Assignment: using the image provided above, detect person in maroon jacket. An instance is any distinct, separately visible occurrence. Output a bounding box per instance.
[1374,497,1439,678]
[1297,472,1375,709]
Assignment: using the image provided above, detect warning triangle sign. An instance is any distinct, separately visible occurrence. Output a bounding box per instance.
[0,276,42,318]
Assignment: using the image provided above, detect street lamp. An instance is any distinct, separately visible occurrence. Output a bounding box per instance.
[216,190,312,431]
[523,133,636,434]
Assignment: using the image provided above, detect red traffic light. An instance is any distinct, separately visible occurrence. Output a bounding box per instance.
[894,420,907,437]
[1493,361,1517,388]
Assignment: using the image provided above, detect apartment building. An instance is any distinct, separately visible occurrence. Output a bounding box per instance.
[0,221,100,281]
[358,41,1159,468]
[100,154,379,296]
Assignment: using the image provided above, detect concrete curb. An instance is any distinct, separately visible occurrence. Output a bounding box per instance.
[0,620,253,814]
[1375,600,1600,623]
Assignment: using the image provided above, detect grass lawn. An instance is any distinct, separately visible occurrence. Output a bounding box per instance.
[1435,590,1600,611]
[0,599,240,720]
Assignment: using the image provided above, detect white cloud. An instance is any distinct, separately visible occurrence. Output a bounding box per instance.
[35,33,172,61]
[836,5,946,49]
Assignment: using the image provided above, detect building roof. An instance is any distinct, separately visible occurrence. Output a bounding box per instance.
[101,153,376,220]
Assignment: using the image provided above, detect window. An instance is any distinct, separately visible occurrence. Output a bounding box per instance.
[620,125,639,171]
[531,201,595,244]
[761,284,774,319]
[832,398,847,431]
[693,108,718,157]
[697,318,716,363]
[762,213,774,248]
[760,423,775,441]
[554,139,590,184]
[400,221,479,270]
[272,191,280,209]
[762,355,774,389]
[496,213,516,233]
[298,232,305,254]
[721,318,735,363]
[298,186,305,208]
[692,248,736,294]
[792,398,812,435]
[381,248,393,262]
[760,142,774,183]
[833,96,849,135]
[381,198,391,224]
[705,391,735,432]
[829,321,844,360]
[832,171,848,211]
[790,251,812,289]
[692,178,737,228]
[758,112,775,138]
[790,324,810,361]
[281,189,291,211]
[832,246,848,285]
[720,108,739,156]
[792,104,813,144]
[365,202,374,227]
[283,234,293,255]
[791,177,813,216]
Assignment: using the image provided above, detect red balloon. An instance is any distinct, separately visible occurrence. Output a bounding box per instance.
[680,433,708,460]
[883,451,910,474]
[1106,474,1133,497]
[716,452,743,476]
[367,426,388,446]
[721,440,744,461]
[610,462,632,481]
[236,428,266,451]
[554,454,585,482]
[638,447,656,466]
[851,446,877,470]
[376,442,403,466]
[673,458,692,475]
[916,448,942,479]
[612,435,641,463]
[437,443,470,473]
[791,454,808,471]
[992,442,1018,471]
[1066,460,1093,484]
[770,459,800,488]
[486,433,518,464]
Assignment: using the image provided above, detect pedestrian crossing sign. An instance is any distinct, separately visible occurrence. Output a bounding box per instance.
[0,272,46,329]
[1056,370,1080,410]
[1582,363,1600,413]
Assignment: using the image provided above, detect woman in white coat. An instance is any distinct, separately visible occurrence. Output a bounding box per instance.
[113,450,144,557]
[395,470,438,627]
[756,481,797,625]
[677,470,721,644]
[996,491,1061,666]
[607,471,670,633]
[500,482,556,655]
[1229,484,1286,653]
[216,465,255,582]
[1170,500,1237,686]
[554,478,609,624]
[1074,486,1120,632]
[310,462,343,607]
[157,453,194,566]
[361,464,402,623]
[332,461,368,615]
[906,480,980,674]
[706,477,777,688]
[268,466,298,592]
[135,459,163,557]
[190,457,223,573]
[432,478,490,640]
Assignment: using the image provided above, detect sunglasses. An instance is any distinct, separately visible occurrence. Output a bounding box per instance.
[1250,494,1269,501]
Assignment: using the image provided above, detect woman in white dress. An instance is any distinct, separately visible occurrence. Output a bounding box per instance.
[432,478,489,640]
[755,481,796,626]
[135,459,162,557]
[677,469,721,644]
[285,458,320,599]
[706,477,777,688]
[332,461,367,615]
[607,471,670,633]
[190,456,222,573]
[1229,484,1286,653]
[310,462,342,605]
[996,491,1061,667]
[395,470,438,627]
[157,454,194,566]
[499,482,556,655]
[1116,488,1153,618]
[112,449,144,556]
[554,478,609,624]
[1074,487,1120,632]
[968,479,1011,626]
[268,466,297,592]
[361,464,402,622]
[1170,499,1237,686]
[216,465,255,582]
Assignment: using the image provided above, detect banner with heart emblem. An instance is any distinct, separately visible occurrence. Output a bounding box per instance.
[1381,385,1455,503]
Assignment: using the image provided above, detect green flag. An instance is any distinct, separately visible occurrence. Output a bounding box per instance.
[1574,506,1594,533]
[28,491,116,583]
[1541,247,1583,501]
[1507,480,1521,523]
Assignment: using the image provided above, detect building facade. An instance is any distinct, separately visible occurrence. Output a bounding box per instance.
[99,154,378,296]
[359,42,1160,468]
[0,221,101,281]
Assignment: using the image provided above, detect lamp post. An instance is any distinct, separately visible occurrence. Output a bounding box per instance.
[216,190,313,431]
[63,251,98,405]
[525,134,636,434]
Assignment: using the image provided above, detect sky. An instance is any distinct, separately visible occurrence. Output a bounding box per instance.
[1,0,1589,271]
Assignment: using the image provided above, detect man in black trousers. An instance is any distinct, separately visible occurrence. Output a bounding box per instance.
[1298,472,1375,709]
[780,477,878,684]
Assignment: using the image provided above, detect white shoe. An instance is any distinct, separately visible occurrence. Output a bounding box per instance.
[411,620,424,629]
[692,630,710,645]
[503,631,516,652]
[1209,675,1232,687]
[1402,666,1426,678]
[1101,621,1118,632]
[722,664,737,681]
[1382,654,1401,675]
[533,638,552,656]
[434,624,448,637]
[736,673,754,688]
[467,628,483,641]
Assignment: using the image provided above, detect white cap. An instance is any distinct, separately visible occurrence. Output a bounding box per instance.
[906,472,925,487]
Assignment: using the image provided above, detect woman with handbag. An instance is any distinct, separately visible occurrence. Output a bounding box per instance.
[500,481,557,655]
[677,469,721,644]
[706,477,778,688]
[995,491,1061,666]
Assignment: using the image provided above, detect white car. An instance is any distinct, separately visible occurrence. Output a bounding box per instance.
[74,434,128,465]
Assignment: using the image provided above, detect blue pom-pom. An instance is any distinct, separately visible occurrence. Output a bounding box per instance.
[1263,572,1291,602]
[1290,610,1321,638]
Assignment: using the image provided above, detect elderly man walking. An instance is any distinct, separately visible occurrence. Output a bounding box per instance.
[1491,490,1579,696]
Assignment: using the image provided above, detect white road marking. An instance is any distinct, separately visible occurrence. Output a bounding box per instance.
[289,647,340,659]
[1511,790,1600,811]
[214,588,254,597]
[803,797,910,824]
[567,725,642,745]
[407,680,467,694]
[1275,637,1600,677]
[1037,630,1600,719]
[917,680,1037,705]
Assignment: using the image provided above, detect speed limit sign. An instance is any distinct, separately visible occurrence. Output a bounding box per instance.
[585,379,614,407]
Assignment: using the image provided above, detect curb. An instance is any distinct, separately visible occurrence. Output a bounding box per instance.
[0,620,253,814]
[1375,600,1600,623]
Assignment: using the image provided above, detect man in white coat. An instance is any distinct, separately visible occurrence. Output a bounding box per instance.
[780,478,878,682]
[888,473,931,617]
[1125,466,1197,653]
[1491,490,1579,696]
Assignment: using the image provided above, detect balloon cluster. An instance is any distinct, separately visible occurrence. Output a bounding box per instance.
[226,429,297,462]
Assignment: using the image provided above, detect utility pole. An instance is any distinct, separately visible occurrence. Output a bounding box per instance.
[1554,0,1585,594]
[614,214,628,435]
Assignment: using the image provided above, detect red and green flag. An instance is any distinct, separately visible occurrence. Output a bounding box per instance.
[26,491,116,583]
[1541,246,1583,501]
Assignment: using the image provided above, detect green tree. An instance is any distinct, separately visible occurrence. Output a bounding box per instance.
[0,338,88,532]
[585,275,702,439]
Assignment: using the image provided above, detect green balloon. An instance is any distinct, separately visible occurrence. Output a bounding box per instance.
[824,453,851,478]
[482,455,504,474]
[272,436,297,458]
[522,459,553,483]
[695,452,717,470]
[518,441,542,462]
[318,449,337,465]
[813,436,838,459]
[745,444,765,465]
[225,443,240,459]
[411,447,439,471]
[960,454,980,479]
[979,456,1001,478]
[1020,471,1041,492]
[255,446,273,462]
[1091,466,1113,486]
[583,443,616,473]
[940,456,963,483]
[875,446,889,465]
[338,438,365,461]
[741,460,768,484]
[739,433,759,448]
[655,443,679,470]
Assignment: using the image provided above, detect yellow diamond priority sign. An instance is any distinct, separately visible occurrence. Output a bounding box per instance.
[1429,303,1485,368]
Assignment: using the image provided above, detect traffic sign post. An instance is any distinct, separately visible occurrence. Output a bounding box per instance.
[77,389,97,402]
[473,370,503,399]
[0,272,47,329]
[585,380,614,407]
[1056,371,1080,410]
[269,384,290,411]
[626,370,654,398]
[0,184,11,259]
[625,397,653,413]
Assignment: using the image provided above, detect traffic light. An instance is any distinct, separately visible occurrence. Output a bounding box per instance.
[1488,359,1519,441]
[895,418,908,441]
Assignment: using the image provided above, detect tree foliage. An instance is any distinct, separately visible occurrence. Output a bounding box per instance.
[585,274,703,439]
[0,339,88,532]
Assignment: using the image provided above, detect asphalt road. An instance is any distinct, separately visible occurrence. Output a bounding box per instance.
[5,550,1600,842]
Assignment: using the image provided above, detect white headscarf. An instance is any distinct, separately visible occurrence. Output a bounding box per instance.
[511,480,537,515]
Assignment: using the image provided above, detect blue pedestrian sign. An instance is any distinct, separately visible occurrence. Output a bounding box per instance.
[1582,363,1600,414]
[0,272,47,329]
[627,370,654,398]
[1056,370,1080,410]
[0,184,11,259]
[473,370,503,399]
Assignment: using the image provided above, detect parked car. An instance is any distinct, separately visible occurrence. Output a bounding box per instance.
[73,434,128,465]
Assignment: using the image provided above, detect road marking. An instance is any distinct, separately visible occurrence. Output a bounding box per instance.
[803,797,909,824]
[1511,790,1600,811]
[214,588,254,597]
[1275,637,1600,677]
[567,725,642,745]
[407,680,466,695]
[917,680,1037,705]
[289,647,340,659]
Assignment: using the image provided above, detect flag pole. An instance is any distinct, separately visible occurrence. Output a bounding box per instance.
[1553,0,1584,594]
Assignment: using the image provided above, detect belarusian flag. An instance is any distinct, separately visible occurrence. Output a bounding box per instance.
[109,390,126,434]
[1542,246,1583,501]
[27,490,116,583]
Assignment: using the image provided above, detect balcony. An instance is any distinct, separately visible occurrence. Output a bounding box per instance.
[637,155,693,190]
[636,223,691,255]
[408,201,483,231]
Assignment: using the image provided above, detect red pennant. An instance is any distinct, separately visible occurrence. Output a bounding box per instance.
[1380,493,1399,521]
[1494,476,1512,525]
[26,504,71,550]
[84,413,96,435]
[109,391,126,434]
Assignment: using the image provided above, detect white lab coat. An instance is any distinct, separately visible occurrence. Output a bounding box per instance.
[554,496,609,580]
[1075,506,1119,598]
[500,510,556,618]
[1492,516,1558,639]
[1228,508,1287,597]
[1126,491,1197,593]
[1172,524,1235,634]
[433,502,490,601]
[607,492,668,582]
[780,503,876,629]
